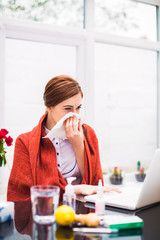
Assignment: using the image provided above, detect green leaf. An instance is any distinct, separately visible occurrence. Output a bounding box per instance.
[0,156,2,167]
[2,154,6,166]
[3,158,6,166]
[0,152,6,167]
[0,141,4,151]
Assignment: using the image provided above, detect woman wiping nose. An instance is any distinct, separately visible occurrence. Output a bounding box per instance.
[7,75,120,201]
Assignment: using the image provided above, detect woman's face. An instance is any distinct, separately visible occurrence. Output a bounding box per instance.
[46,93,82,128]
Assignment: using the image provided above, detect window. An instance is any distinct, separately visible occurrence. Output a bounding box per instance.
[4,38,77,138]
[0,0,84,28]
[95,0,157,41]
[95,43,157,168]
[0,0,159,170]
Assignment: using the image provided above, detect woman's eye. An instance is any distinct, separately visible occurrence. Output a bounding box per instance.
[77,105,82,110]
[65,108,71,110]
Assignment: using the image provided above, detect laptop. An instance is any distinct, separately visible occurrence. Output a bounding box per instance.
[85,149,160,210]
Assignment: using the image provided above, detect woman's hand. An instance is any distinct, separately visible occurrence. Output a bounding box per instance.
[73,184,121,196]
[64,116,83,149]
[64,116,85,177]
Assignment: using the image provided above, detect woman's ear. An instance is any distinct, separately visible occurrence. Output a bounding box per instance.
[46,106,51,113]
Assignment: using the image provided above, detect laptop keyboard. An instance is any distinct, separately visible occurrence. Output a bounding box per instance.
[103,183,143,208]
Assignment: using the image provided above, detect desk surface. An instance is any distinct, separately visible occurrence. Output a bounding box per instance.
[0,199,160,240]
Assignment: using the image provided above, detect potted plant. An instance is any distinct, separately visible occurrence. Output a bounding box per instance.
[135,161,146,182]
[0,129,13,167]
[110,166,123,185]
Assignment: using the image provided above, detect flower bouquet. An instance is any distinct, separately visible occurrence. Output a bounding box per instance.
[135,161,146,182]
[109,166,123,185]
[0,129,13,167]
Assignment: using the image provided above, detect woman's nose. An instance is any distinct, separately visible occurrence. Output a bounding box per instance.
[72,109,77,113]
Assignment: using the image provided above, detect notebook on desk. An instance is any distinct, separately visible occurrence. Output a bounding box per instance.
[85,149,160,210]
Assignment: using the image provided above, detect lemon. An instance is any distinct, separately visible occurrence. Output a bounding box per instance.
[55,205,75,226]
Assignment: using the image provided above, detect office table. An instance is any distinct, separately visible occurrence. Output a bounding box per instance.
[0,199,160,240]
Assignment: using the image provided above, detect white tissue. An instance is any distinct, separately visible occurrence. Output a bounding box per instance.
[44,112,80,140]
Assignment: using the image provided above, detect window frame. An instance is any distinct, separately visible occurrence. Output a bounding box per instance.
[85,0,160,147]
[0,0,160,146]
[0,18,88,126]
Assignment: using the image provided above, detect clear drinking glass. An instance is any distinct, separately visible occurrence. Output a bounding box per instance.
[31,185,60,224]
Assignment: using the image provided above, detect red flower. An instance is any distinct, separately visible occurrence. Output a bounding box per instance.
[0,129,13,166]
[0,129,9,140]
[1,129,9,135]
[5,136,13,146]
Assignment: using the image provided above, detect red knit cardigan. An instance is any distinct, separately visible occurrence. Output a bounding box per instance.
[7,114,103,201]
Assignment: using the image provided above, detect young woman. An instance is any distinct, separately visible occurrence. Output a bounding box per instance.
[7,75,119,201]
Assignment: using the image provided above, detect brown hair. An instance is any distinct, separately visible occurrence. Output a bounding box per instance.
[43,75,83,107]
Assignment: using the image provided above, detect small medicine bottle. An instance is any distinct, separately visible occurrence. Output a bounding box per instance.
[95,179,105,216]
[63,177,76,212]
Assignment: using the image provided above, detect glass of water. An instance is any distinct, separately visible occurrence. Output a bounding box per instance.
[31,185,60,224]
